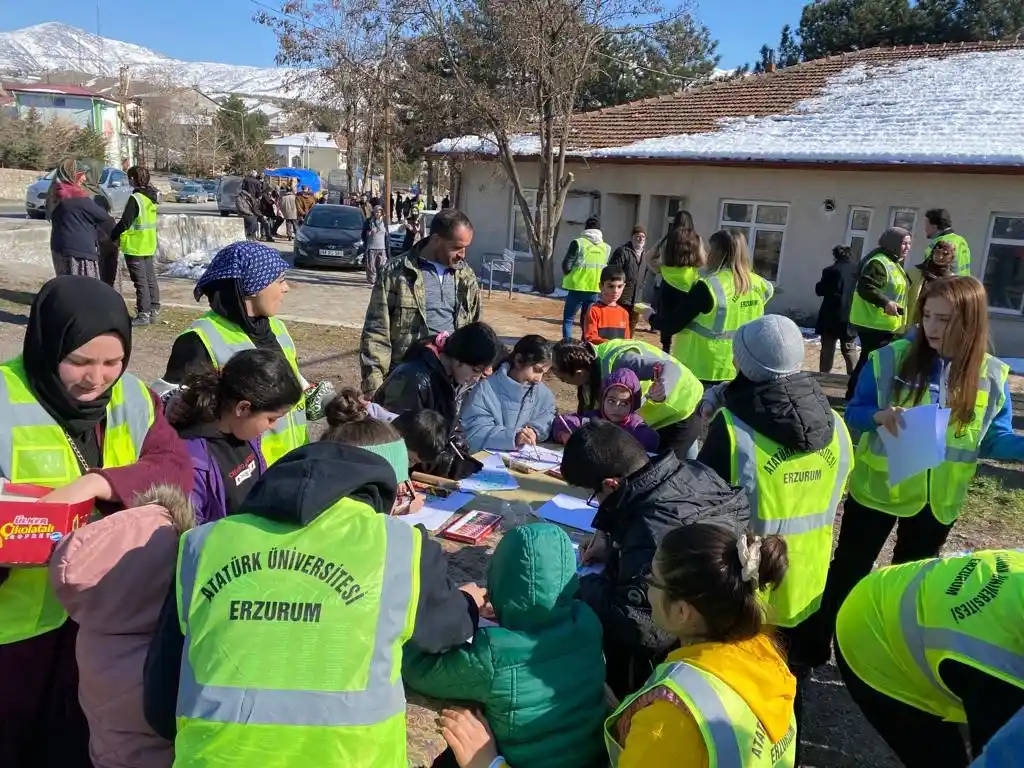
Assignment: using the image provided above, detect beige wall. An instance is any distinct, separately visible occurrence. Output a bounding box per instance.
[457,159,1024,356]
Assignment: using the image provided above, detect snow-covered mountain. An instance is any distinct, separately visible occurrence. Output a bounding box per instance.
[0,22,311,100]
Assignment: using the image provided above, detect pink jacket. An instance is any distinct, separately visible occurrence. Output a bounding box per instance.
[50,485,195,768]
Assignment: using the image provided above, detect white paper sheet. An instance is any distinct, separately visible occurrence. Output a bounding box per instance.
[394,491,475,532]
[496,445,563,472]
[459,453,520,492]
[535,493,597,532]
[877,404,950,486]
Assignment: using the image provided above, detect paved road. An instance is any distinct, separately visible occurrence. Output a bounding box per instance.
[0,200,227,220]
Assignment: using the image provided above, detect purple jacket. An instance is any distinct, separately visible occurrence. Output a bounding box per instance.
[552,368,660,452]
[183,436,265,524]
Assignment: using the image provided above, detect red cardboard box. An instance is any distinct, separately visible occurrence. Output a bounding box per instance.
[0,483,94,567]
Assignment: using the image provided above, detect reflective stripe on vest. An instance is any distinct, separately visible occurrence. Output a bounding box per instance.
[562,238,610,293]
[186,312,307,465]
[849,255,908,331]
[851,341,1007,523]
[605,661,795,767]
[175,511,417,729]
[0,358,152,644]
[674,272,773,382]
[725,410,853,627]
[119,192,158,256]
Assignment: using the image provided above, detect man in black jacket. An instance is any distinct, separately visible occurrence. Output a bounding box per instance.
[561,421,750,698]
[143,441,483,740]
[813,244,859,375]
[608,225,647,335]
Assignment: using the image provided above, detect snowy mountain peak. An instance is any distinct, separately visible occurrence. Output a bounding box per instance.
[0,22,307,101]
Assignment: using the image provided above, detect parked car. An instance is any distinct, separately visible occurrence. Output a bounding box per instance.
[25,167,133,219]
[217,175,243,216]
[294,205,365,268]
[168,175,189,190]
[202,180,217,201]
[175,183,204,204]
[388,209,438,253]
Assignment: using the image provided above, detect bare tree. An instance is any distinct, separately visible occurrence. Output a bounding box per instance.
[410,0,680,292]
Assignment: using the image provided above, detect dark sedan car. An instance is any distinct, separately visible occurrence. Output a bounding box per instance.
[294,205,366,268]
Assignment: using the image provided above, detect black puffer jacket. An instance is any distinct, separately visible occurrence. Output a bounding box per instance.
[699,372,835,484]
[578,451,750,697]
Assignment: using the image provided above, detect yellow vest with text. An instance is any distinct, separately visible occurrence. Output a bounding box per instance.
[0,357,153,644]
[849,340,1008,524]
[721,410,853,628]
[597,338,703,429]
[925,233,971,277]
[174,498,422,768]
[849,254,908,332]
[673,271,774,382]
[185,312,307,465]
[836,550,1024,723]
[604,661,796,767]
[562,238,610,293]
[119,191,158,257]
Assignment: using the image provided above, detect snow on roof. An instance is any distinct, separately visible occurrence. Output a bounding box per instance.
[264,131,338,149]
[432,46,1024,167]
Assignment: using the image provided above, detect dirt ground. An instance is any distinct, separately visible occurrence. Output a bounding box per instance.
[0,274,1021,766]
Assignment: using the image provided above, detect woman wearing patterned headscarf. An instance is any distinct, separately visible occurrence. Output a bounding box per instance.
[154,242,314,465]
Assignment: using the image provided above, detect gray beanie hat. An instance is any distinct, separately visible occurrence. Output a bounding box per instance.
[733,315,805,382]
[878,227,910,257]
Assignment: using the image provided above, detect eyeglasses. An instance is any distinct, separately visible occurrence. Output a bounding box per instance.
[586,490,600,508]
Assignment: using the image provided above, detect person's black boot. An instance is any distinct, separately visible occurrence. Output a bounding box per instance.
[132,313,151,327]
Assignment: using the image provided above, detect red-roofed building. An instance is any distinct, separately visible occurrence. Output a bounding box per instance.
[2,81,136,166]
[433,42,1024,356]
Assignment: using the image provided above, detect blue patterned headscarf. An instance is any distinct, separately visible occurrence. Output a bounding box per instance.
[194,241,289,301]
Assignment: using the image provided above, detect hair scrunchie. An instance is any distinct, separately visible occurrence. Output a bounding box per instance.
[435,331,453,351]
[736,533,762,588]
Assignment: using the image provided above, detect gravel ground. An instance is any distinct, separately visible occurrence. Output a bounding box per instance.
[1,274,1020,766]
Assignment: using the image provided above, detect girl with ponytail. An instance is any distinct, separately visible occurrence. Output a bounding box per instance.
[170,348,303,523]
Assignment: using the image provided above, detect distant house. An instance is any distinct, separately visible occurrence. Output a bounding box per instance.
[431,41,1024,356]
[2,81,136,166]
[264,131,345,178]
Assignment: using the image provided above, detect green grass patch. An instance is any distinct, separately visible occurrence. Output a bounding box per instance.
[960,471,1024,531]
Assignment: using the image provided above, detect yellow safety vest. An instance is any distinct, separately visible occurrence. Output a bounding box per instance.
[174,497,422,768]
[597,339,703,429]
[836,550,1024,723]
[849,340,1008,524]
[185,312,308,466]
[849,254,908,332]
[660,265,701,293]
[562,238,610,293]
[925,233,971,277]
[119,191,158,257]
[721,410,854,628]
[673,271,774,382]
[605,660,796,767]
[0,356,153,644]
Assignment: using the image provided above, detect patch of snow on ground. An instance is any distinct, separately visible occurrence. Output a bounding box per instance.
[163,249,216,281]
[588,50,1024,165]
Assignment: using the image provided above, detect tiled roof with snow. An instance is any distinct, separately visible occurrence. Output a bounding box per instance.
[264,131,339,149]
[431,42,1024,168]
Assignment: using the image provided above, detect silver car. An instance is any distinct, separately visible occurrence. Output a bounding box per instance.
[24,167,134,219]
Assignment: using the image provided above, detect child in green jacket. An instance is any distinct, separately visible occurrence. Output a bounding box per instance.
[403,523,607,768]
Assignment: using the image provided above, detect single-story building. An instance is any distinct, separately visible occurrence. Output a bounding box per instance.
[430,41,1024,355]
[2,82,137,166]
[264,131,346,178]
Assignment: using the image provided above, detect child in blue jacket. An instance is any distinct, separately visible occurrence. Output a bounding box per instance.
[461,335,557,452]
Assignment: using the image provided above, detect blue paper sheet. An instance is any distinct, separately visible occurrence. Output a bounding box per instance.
[535,493,597,532]
[458,453,520,492]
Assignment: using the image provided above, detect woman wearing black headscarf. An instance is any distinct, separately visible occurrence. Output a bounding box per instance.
[0,276,192,768]
[155,241,327,466]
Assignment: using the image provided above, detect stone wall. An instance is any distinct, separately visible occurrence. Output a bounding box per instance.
[0,168,44,202]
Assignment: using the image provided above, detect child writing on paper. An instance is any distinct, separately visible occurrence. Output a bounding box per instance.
[552,368,660,452]
[461,335,557,452]
[801,276,1024,668]
[403,523,607,768]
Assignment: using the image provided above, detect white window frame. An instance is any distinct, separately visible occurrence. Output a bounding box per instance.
[890,207,918,234]
[844,206,873,260]
[718,199,790,283]
[508,187,537,255]
[981,212,1024,315]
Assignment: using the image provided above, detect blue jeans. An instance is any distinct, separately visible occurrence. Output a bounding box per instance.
[562,289,599,340]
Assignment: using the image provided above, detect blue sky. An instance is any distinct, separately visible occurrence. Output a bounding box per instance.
[3,0,806,70]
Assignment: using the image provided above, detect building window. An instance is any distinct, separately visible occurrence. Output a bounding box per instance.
[981,214,1024,313]
[53,97,66,107]
[509,188,537,254]
[719,200,789,282]
[890,207,918,233]
[845,207,873,259]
